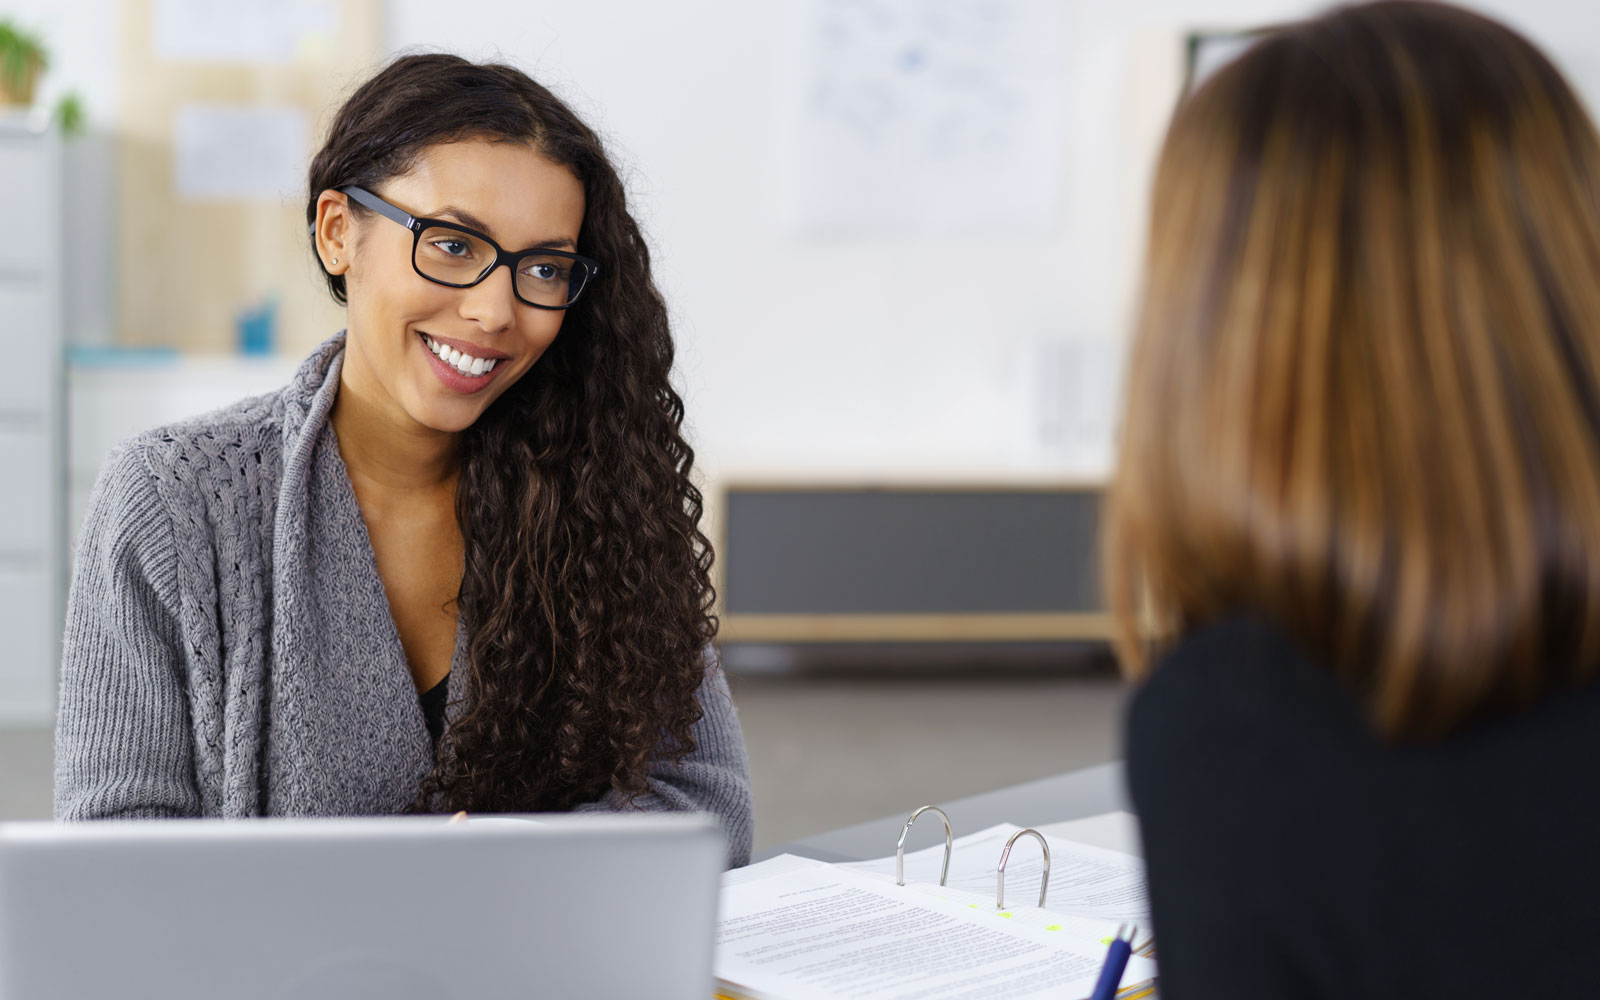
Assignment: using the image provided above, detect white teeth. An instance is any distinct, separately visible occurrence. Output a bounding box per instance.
[423,335,498,377]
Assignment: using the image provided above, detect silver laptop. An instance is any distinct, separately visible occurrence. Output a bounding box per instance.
[0,812,725,999]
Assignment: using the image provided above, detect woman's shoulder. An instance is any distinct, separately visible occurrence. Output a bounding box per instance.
[1122,617,1381,898]
[1124,617,1381,806]
[107,333,343,487]
[88,386,296,550]
[1129,618,1358,738]
[115,388,289,475]
[1127,614,1600,802]
[97,331,346,520]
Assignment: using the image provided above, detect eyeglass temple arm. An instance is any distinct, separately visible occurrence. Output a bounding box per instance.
[334,184,600,286]
[339,185,416,231]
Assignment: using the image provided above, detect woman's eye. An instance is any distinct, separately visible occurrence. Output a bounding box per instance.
[433,240,471,257]
[526,263,563,282]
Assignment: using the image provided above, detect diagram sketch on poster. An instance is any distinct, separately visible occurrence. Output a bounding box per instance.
[782,0,1068,236]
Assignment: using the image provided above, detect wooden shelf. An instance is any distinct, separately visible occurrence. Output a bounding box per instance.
[719,612,1115,644]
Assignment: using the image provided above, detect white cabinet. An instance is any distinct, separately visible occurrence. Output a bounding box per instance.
[0,285,50,410]
[0,113,63,725]
[0,136,53,276]
[0,567,55,712]
[0,427,52,556]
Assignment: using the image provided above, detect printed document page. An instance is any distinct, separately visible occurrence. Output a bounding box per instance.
[839,823,1151,926]
[895,879,1132,945]
[717,858,1155,1000]
[729,855,1122,945]
[1034,811,1142,857]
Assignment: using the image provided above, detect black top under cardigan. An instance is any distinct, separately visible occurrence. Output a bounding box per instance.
[419,673,449,744]
[1125,617,1600,1000]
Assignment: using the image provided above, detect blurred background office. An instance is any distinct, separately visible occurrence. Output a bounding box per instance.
[0,0,1594,852]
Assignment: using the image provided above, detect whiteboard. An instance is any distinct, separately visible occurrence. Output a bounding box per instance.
[780,0,1069,236]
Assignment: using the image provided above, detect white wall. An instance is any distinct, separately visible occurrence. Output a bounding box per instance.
[13,0,1600,481]
[383,0,1600,483]
[387,2,1115,479]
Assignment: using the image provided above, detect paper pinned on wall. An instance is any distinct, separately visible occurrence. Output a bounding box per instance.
[174,105,309,202]
[1007,336,1127,476]
[153,0,338,63]
[781,0,1068,236]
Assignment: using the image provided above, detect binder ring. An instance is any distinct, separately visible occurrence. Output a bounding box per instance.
[995,828,1051,910]
[896,805,953,887]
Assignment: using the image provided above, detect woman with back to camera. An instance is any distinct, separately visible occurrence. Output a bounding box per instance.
[1106,1,1600,995]
[54,54,753,866]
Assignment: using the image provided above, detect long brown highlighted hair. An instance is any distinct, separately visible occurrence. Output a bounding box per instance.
[1105,1,1600,739]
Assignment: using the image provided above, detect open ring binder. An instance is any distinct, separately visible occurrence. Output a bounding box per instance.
[895,808,1054,911]
[718,818,1160,1000]
[996,827,1051,910]
[896,805,953,886]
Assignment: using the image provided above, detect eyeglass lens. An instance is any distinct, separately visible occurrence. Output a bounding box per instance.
[414,225,591,307]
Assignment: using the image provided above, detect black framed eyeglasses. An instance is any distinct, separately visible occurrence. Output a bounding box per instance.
[339,185,600,310]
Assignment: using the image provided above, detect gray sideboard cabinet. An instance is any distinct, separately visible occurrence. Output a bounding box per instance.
[0,112,64,725]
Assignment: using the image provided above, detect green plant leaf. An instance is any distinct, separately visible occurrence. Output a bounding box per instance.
[54,91,83,136]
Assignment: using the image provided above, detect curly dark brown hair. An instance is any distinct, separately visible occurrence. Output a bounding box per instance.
[305,53,717,811]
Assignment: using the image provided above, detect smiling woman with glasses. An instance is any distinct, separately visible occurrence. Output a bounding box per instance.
[54,53,753,867]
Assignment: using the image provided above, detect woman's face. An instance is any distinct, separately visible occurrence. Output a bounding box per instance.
[320,138,587,434]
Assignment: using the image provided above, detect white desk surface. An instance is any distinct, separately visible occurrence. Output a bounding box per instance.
[754,761,1130,864]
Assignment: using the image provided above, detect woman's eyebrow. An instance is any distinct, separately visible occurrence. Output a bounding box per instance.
[430,206,576,251]
[431,205,498,237]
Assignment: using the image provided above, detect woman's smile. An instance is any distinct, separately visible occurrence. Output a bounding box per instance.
[417,330,511,394]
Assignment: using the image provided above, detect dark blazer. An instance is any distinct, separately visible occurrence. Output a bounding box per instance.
[1126,617,1600,999]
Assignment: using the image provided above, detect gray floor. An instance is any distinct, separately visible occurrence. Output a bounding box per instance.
[0,668,1130,851]
[732,669,1128,850]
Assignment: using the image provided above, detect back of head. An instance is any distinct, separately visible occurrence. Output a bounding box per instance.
[1106,0,1600,738]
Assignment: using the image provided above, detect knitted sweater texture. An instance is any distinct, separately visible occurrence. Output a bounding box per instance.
[54,333,754,866]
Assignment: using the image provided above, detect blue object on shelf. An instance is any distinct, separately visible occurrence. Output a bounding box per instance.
[237,296,278,356]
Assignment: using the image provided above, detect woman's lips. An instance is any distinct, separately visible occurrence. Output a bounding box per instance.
[420,330,511,361]
[418,331,508,395]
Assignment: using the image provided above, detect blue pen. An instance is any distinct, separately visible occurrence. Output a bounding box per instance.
[1086,922,1136,1000]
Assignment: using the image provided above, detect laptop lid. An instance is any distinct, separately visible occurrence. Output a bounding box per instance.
[0,812,724,1000]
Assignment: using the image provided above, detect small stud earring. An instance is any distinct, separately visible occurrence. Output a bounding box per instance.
[331,257,339,265]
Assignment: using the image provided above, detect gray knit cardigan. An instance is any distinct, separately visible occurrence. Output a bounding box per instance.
[54,333,753,867]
